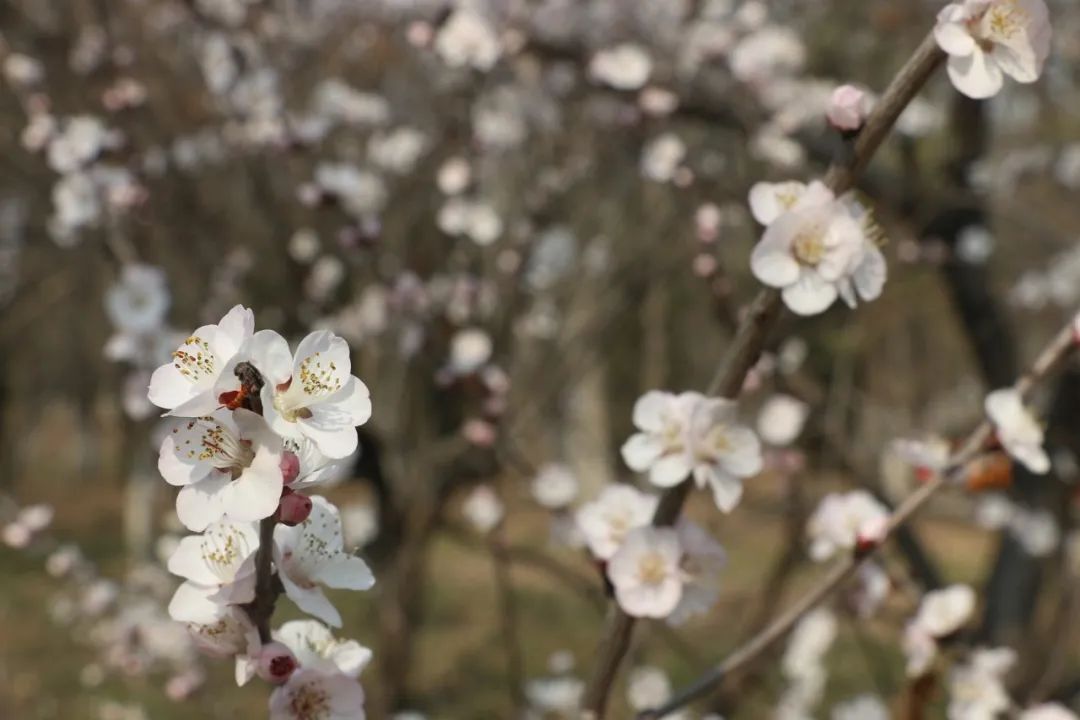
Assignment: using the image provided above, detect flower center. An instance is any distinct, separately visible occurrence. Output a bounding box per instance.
[637,551,669,586]
[289,680,331,719]
[200,526,252,582]
[171,335,217,384]
[273,391,314,423]
[178,419,255,476]
[793,227,828,266]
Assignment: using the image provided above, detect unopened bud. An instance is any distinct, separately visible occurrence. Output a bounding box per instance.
[256,642,298,685]
[827,84,870,133]
[280,451,301,486]
[278,490,313,526]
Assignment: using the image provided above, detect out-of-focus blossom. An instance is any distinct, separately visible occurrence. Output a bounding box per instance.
[947,647,1016,719]
[435,9,501,71]
[757,394,810,446]
[436,157,472,195]
[935,0,1051,99]
[985,388,1049,474]
[437,197,503,245]
[531,464,579,510]
[576,484,658,561]
[904,584,976,677]
[832,694,889,720]
[607,526,683,618]
[1020,704,1080,720]
[668,520,726,625]
[641,133,686,183]
[462,485,504,534]
[589,44,653,90]
[826,84,871,131]
[806,490,889,561]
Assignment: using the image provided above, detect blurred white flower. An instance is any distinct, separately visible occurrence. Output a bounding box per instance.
[806,490,889,561]
[627,666,682,717]
[3,53,44,86]
[729,26,805,83]
[641,133,686,183]
[340,503,378,548]
[312,79,389,127]
[916,584,976,638]
[757,394,810,446]
[607,526,684,618]
[369,127,427,175]
[526,675,584,714]
[832,694,889,720]
[447,328,492,375]
[435,10,501,71]
[437,197,503,246]
[576,484,658,561]
[668,520,726,625]
[106,264,170,334]
[436,157,472,195]
[934,0,1051,99]
[947,647,1016,720]
[314,163,387,218]
[589,44,653,90]
[956,225,995,264]
[531,463,579,510]
[1020,704,1080,720]
[47,115,108,173]
[462,485,504,534]
[288,229,321,264]
[985,388,1049,474]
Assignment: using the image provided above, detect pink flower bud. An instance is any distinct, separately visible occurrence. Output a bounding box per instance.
[826,84,869,132]
[280,451,301,486]
[256,642,298,685]
[278,491,313,526]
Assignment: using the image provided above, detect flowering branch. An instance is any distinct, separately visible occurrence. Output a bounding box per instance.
[581,30,946,718]
[641,316,1078,719]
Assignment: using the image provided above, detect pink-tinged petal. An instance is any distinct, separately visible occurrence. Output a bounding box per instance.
[148,363,198,410]
[934,21,977,56]
[168,581,221,623]
[279,571,343,627]
[632,391,673,433]
[313,555,375,591]
[621,433,665,472]
[176,475,230,531]
[782,270,838,315]
[751,235,800,288]
[947,50,1003,99]
[649,452,693,487]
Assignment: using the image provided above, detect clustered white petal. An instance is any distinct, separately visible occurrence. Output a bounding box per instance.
[149,307,377,717]
[805,490,889,561]
[621,390,763,513]
[903,584,977,677]
[749,181,887,316]
[934,0,1051,99]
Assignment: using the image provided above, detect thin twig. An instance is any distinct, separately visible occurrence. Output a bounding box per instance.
[641,318,1077,719]
[581,30,947,719]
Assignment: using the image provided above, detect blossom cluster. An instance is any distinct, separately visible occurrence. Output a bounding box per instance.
[148,305,376,718]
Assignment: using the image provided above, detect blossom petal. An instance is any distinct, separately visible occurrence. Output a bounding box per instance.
[280,571,342,627]
[621,433,665,472]
[176,475,230,531]
[649,453,693,487]
[947,50,1004,99]
[313,555,375,591]
[782,270,838,315]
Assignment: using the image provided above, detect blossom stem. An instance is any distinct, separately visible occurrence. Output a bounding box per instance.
[640,317,1078,719]
[245,516,279,643]
[582,30,948,719]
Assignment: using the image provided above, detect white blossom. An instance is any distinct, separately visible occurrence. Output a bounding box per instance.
[607,526,684,618]
[249,329,372,459]
[148,304,255,416]
[832,695,889,720]
[274,496,375,627]
[985,388,1050,473]
[806,490,889,561]
[757,394,810,446]
[947,647,1016,720]
[274,620,372,679]
[435,10,501,71]
[159,409,284,531]
[185,604,262,686]
[167,520,259,623]
[1020,704,1080,720]
[589,44,653,90]
[269,668,366,720]
[575,484,659,561]
[935,0,1051,99]
[531,463,579,510]
[668,520,726,625]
